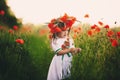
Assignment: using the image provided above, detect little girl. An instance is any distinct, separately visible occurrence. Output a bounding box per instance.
[47,14,81,80]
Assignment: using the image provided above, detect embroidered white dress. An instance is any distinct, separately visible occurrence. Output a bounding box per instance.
[47,37,75,80]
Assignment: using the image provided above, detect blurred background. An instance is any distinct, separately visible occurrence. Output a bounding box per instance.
[0,0,120,80]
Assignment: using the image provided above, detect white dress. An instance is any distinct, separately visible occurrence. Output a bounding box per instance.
[47,37,75,80]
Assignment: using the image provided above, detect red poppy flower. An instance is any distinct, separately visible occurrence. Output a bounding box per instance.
[104,25,109,29]
[74,29,78,33]
[39,29,47,36]
[0,10,5,16]
[51,18,56,23]
[91,24,97,29]
[98,21,103,26]
[16,39,24,44]
[117,32,120,39]
[73,27,81,33]
[52,27,62,33]
[8,29,14,34]
[60,13,68,22]
[48,23,54,29]
[107,30,114,37]
[13,25,18,30]
[71,16,76,21]
[84,14,89,18]
[95,27,101,32]
[73,33,77,39]
[110,38,114,42]
[65,20,74,27]
[87,30,92,36]
[111,39,118,47]
[50,29,54,33]
[61,44,66,50]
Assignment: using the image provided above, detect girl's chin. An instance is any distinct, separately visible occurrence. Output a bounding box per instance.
[62,36,66,38]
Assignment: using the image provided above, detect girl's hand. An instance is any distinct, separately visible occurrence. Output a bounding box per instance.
[70,48,81,55]
[76,48,81,53]
[69,48,76,53]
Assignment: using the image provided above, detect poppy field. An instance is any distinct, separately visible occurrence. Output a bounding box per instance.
[1,0,120,79]
[0,23,120,80]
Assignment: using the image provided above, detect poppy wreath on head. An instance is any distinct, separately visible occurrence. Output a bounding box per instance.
[48,13,76,33]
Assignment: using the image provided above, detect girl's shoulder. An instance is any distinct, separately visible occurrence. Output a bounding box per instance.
[51,38,65,45]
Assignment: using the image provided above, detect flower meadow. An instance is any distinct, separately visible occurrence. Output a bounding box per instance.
[0,9,120,80]
[0,23,120,80]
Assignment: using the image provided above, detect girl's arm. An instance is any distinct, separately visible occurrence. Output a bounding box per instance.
[57,48,71,55]
[57,48,81,55]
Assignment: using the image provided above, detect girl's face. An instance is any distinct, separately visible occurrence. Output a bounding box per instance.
[57,30,68,38]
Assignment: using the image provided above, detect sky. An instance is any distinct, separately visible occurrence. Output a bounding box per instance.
[7,0,120,26]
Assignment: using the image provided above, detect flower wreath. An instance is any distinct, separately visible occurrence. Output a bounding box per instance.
[48,13,76,33]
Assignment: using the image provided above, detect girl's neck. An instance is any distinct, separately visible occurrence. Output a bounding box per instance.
[57,35,69,39]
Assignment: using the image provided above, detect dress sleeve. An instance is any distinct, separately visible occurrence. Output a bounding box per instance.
[70,38,75,48]
[51,39,62,54]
